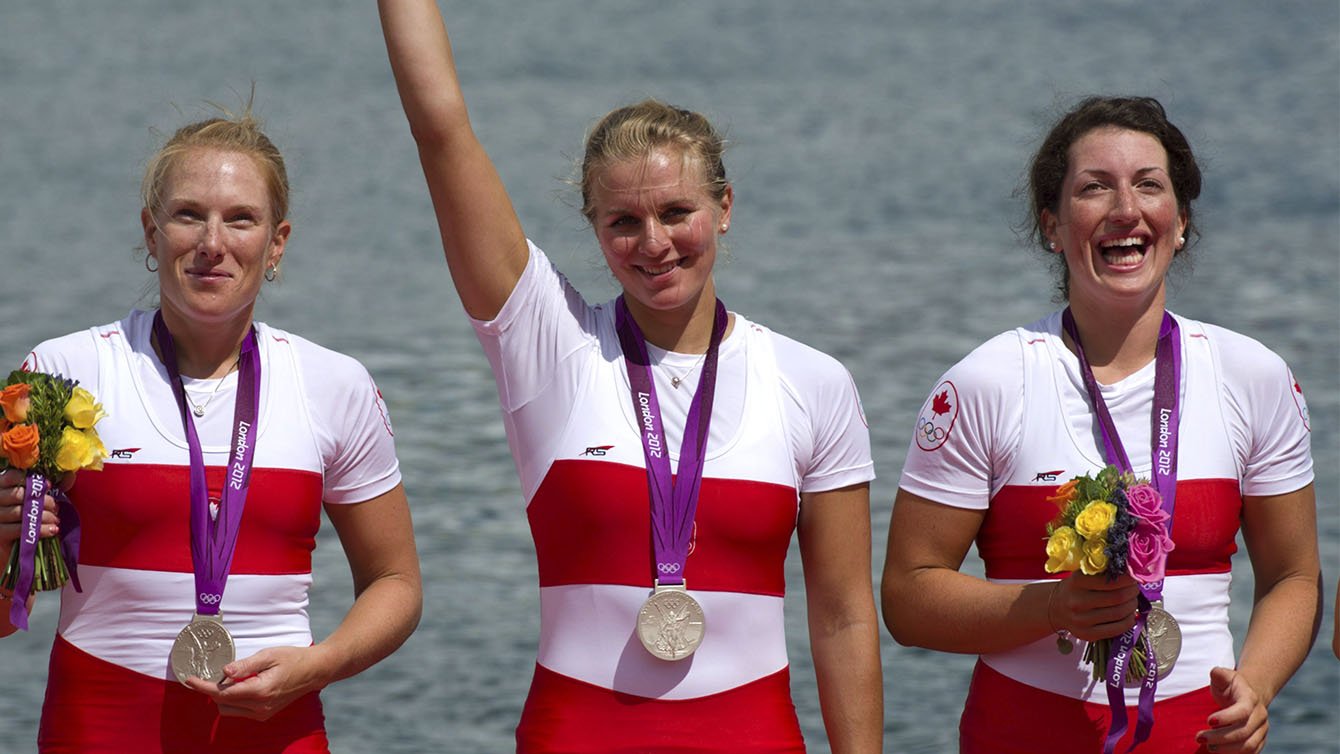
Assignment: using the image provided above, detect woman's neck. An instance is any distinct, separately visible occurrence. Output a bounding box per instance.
[1063,295,1167,385]
[622,285,732,354]
[155,307,254,379]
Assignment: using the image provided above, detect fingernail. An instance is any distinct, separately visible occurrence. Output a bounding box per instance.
[1196,734,1206,743]
[1207,717,1218,727]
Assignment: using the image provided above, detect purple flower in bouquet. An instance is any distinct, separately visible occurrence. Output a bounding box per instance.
[1126,519,1175,583]
[1104,489,1135,578]
[1124,482,1169,526]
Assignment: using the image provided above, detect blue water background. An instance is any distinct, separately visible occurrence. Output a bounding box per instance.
[1,1,1336,751]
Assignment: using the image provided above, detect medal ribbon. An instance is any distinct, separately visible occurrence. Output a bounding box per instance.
[1062,308,1181,753]
[615,297,727,587]
[153,312,261,618]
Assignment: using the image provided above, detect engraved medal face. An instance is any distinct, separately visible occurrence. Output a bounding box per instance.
[1144,604,1182,680]
[170,614,235,685]
[636,588,706,661]
[1123,603,1182,687]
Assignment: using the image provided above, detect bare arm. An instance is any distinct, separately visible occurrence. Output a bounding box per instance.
[1197,483,1320,752]
[185,483,423,719]
[378,0,529,320]
[1332,576,1339,661]
[797,483,882,753]
[880,488,1138,654]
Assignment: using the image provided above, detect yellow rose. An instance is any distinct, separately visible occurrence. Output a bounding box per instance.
[56,426,91,472]
[56,426,107,472]
[1074,501,1117,541]
[64,387,108,429]
[1080,537,1110,575]
[1044,526,1084,573]
[86,429,107,471]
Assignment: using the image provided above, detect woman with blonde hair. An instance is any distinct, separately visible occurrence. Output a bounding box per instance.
[0,106,422,752]
[379,1,882,750]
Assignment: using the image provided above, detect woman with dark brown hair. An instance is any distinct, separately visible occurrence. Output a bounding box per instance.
[881,96,1319,754]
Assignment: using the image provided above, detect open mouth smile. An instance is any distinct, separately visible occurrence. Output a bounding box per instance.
[1099,236,1148,266]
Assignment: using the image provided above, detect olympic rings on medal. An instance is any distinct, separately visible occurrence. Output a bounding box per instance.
[657,563,681,574]
[917,417,946,443]
[198,593,222,605]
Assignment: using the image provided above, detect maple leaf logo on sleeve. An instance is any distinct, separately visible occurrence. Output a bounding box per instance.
[915,381,959,452]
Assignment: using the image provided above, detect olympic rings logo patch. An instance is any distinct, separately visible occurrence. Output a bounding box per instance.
[915,380,959,452]
[917,417,946,443]
[198,593,222,605]
[657,563,682,574]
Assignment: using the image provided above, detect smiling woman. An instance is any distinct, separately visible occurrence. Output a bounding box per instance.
[145,145,290,369]
[589,141,732,351]
[379,1,883,751]
[881,96,1319,754]
[0,105,423,753]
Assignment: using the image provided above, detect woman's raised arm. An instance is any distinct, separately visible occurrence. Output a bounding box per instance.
[378,0,529,320]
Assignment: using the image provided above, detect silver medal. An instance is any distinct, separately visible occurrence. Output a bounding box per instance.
[1144,601,1181,680]
[170,612,235,685]
[1124,600,1182,686]
[636,582,706,661]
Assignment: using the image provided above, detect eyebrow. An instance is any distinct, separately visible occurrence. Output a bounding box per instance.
[1076,166,1169,179]
[165,197,266,214]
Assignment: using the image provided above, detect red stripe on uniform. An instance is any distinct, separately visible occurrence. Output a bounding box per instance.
[959,660,1214,753]
[527,459,797,595]
[517,663,804,753]
[980,478,1240,581]
[39,634,329,753]
[71,464,324,575]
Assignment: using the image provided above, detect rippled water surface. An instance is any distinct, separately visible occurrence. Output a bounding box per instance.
[2,1,1337,751]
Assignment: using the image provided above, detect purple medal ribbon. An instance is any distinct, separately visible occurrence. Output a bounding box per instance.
[614,297,727,588]
[1062,308,1181,753]
[153,312,261,618]
[8,476,81,631]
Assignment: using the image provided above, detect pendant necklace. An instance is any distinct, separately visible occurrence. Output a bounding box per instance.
[667,352,708,389]
[184,358,242,417]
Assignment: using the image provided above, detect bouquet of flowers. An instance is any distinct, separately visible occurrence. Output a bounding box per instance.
[1043,465,1175,683]
[1,370,107,605]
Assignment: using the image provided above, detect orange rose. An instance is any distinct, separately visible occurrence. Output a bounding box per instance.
[1,423,41,469]
[1046,478,1079,507]
[0,383,32,423]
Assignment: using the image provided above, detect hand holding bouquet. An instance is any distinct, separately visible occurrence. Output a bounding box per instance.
[1043,465,1175,683]
[1,370,108,630]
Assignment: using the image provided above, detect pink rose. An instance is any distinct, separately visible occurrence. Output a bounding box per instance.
[1124,483,1169,526]
[1126,519,1176,583]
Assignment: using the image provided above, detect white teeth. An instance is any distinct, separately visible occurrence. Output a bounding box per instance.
[642,262,676,275]
[1104,251,1143,265]
[1101,237,1144,248]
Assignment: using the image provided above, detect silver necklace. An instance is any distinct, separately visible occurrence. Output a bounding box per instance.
[666,353,708,389]
[184,359,241,417]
